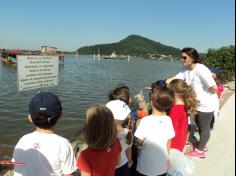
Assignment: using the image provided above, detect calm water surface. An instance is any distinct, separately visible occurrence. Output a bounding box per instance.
[0,55,182,157]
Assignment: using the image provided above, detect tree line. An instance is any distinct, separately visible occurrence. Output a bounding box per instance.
[200,45,235,83]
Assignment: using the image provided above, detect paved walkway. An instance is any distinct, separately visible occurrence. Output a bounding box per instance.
[2,82,235,176]
[192,92,235,176]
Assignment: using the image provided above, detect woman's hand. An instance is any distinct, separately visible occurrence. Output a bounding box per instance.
[209,85,217,93]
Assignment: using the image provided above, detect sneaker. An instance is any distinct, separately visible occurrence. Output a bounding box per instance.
[185,149,205,158]
[192,143,208,153]
[203,146,208,152]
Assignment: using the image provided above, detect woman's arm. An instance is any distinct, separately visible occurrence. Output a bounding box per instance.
[198,66,218,93]
[165,76,178,85]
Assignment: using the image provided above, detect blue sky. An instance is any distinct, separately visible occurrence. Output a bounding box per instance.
[0,0,235,52]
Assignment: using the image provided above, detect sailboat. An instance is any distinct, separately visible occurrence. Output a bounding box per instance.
[103,51,125,60]
[97,47,101,61]
[128,55,130,62]
[97,53,100,61]
[76,51,78,60]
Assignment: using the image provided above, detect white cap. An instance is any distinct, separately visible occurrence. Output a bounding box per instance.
[106,100,131,120]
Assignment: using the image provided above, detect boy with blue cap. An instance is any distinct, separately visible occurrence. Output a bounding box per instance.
[13,92,77,176]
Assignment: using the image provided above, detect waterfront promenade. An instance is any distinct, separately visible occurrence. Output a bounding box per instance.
[192,81,235,176]
[1,82,235,176]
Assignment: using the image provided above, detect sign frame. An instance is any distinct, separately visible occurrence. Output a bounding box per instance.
[17,55,59,92]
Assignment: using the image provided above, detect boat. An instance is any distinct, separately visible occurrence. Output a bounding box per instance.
[0,57,17,64]
[0,46,64,64]
[103,51,126,60]
[95,47,101,61]
[0,49,20,64]
[41,46,64,64]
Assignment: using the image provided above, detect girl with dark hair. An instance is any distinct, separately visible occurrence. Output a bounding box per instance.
[108,84,131,105]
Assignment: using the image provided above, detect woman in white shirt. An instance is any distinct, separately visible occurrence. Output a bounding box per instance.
[166,47,219,158]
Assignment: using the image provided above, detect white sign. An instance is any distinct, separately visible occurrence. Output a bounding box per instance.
[17,55,59,92]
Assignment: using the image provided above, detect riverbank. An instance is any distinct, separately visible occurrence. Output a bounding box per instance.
[1,81,235,176]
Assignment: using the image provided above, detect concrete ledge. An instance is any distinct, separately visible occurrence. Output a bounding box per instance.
[192,92,235,176]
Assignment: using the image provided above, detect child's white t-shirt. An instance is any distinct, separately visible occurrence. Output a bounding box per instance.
[116,128,132,168]
[13,131,77,176]
[176,63,219,112]
[134,115,175,176]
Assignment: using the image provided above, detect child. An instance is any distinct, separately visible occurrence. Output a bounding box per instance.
[108,84,137,123]
[168,79,197,152]
[210,68,224,129]
[108,84,131,105]
[13,92,77,176]
[106,100,133,176]
[215,79,224,100]
[134,90,150,119]
[77,105,121,176]
[134,83,175,176]
[211,68,224,100]
[108,84,150,131]
[108,84,138,175]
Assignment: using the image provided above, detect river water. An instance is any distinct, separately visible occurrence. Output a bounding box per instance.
[0,55,182,158]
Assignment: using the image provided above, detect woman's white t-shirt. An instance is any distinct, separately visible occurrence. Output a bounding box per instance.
[176,63,219,112]
[134,115,175,176]
[13,131,77,176]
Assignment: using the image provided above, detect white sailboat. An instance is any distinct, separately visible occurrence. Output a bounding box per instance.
[76,52,78,60]
[128,55,130,62]
[97,53,100,61]
[97,47,101,61]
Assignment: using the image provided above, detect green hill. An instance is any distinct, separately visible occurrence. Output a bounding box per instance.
[77,35,181,58]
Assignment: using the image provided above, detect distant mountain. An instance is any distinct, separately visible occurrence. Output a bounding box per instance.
[77,35,181,58]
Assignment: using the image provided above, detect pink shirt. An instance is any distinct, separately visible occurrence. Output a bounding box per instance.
[217,84,224,98]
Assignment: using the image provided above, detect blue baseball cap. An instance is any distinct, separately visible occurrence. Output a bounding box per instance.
[29,92,62,119]
[210,67,220,75]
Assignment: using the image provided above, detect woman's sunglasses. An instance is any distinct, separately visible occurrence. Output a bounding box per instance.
[181,56,188,61]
